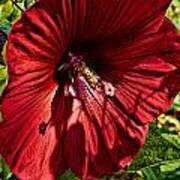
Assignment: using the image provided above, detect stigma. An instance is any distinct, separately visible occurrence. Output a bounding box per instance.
[57,52,115,97]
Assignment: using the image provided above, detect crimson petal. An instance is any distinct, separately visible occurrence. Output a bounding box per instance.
[0,57,58,179]
[0,1,63,179]
[71,0,171,43]
[50,85,148,179]
[96,18,180,124]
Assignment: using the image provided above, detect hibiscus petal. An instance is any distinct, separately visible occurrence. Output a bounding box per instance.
[9,0,70,64]
[96,18,180,124]
[52,84,148,179]
[71,0,171,45]
[7,0,172,59]
[0,1,63,179]
[28,0,172,46]
[0,56,58,180]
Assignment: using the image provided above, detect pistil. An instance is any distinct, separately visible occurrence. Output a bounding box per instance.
[58,52,115,97]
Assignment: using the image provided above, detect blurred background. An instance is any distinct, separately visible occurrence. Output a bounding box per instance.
[0,0,180,179]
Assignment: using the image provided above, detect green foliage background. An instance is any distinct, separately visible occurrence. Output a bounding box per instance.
[0,0,180,179]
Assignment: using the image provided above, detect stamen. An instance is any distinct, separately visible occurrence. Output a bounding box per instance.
[74,62,115,96]
[69,52,82,67]
[57,52,115,97]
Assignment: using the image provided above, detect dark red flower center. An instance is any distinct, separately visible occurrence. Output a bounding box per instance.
[55,52,115,97]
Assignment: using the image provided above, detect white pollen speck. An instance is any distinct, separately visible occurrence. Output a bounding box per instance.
[64,85,69,96]
[69,85,77,97]
[64,84,77,97]
[104,82,115,97]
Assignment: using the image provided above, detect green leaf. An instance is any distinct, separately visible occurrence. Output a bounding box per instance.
[24,0,35,9]
[0,157,12,180]
[173,94,180,110]
[0,65,7,96]
[0,22,11,35]
[130,160,180,180]
[7,7,21,23]
[0,65,7,80]
[141,168,158,180]
[160,160,180,172]
[167,0,180,29]
[0,0,14,23]
[161,134,180,149]
[60,169,79,180]
[0,0,9,5]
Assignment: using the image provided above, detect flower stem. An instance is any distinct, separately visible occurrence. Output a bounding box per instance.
[12,0,24,12]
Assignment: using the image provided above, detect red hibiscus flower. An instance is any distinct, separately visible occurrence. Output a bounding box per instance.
[0,0,180,179]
